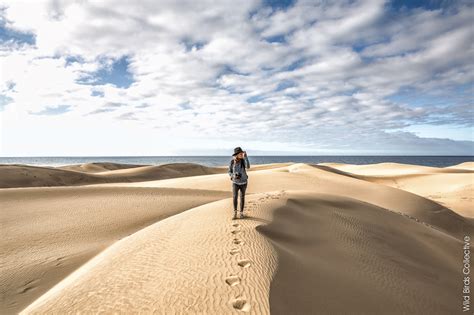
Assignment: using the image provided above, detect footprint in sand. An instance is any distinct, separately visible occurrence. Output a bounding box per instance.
[232,223,240,228]
[237,259,251,268]
[230,247,241,255]
[225,275,241,286]
[231,296,251,312]
[233,238,244,245]
[231,229,241,235]
[16,279,40,294]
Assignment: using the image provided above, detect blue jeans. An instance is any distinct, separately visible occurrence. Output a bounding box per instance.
[232,182,247,212]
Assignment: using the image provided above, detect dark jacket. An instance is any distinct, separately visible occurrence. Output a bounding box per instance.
[228,156,250,185]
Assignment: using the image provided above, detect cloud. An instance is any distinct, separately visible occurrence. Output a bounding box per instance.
[0,0,472,156]
[77,55,134,88]
[29,104,71,115]
[0,5,36,50]
[0,94,13,110]
[85,101,127,115]
[116,112,139,120]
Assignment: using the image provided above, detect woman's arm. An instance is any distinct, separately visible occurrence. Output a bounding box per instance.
[244,154,250,169]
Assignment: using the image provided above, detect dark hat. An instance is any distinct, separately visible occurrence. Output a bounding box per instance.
[232,147,244,156]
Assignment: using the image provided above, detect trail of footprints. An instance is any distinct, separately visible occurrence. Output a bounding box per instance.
[225,190,285,312]
[226,221,250,312]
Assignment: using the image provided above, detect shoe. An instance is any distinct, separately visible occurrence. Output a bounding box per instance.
[239,212,244,219]
[232,211,238,220]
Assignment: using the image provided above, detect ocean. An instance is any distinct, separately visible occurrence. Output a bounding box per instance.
[0,156,472,168]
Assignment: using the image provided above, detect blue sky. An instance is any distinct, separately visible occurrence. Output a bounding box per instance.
[0,0,472,156]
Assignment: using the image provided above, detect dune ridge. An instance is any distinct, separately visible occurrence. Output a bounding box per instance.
[446,161,474,170]
[0,162,297,189]
[20,190,465,314]
[320,162,474,218]
[93,162,472,238]
[58,162,145,173]
[258,192,462,314]
[0,162,226,188]
[0,186,230,314]
[20,191,288,314]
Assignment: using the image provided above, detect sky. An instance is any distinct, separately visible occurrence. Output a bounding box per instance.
[0,0,473,156]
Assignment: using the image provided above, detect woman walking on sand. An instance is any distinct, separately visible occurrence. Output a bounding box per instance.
[228,147,250,220]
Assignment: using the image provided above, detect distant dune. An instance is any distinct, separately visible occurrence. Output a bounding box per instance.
[320,162,474,218]
[445,161,474,170]
[0,162,226,188]
[1,161,472,314]
[58,162,145,173]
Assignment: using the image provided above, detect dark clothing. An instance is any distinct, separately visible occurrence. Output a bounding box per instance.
[228,156,250,185]
[229,156,250,212]
[232,182,247,212]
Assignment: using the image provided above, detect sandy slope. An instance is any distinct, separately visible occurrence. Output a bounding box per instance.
[1,160,472,314]
[20,189,466,314]
[93,163,472,239]
[0,163,226,188]
[446,161,474,170]
[320,162,474,218]
[20,191,287,314]
[58,162,145,173]
[0,186,229,314]
[320,161,474,175]
[258,191,462,314]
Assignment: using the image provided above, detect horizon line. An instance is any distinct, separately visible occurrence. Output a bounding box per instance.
[1,155,473,158]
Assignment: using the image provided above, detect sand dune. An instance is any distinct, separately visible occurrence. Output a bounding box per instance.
[320,162,474,218]
[93,162,472,239]
[0,186,230,314]
[20,190,465,314]
[320,161,474,175]
[20,191,287,314]
[0,163,226,188]
[1,160,472,314]
[258,191,462,314]
[58,162,145,173]
[446,161,474,170]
